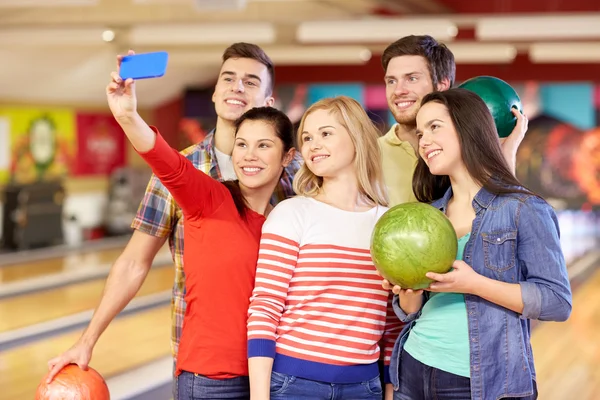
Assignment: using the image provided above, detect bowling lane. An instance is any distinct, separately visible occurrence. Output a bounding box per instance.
[0,305,171,400]
[531,265,600,400]
[0,265,174,333]
[0,245,171,284]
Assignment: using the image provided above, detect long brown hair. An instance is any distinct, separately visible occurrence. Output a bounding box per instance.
[413,88,533,203]
[223,106,294,218]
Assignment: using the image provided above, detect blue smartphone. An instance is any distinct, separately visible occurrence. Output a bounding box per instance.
[119,51,169,80]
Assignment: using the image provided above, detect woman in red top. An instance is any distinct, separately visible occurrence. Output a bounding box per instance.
[105,56,296,399]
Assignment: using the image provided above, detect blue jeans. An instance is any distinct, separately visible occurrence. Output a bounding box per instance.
[173,360,178,400]
[270,371,383,400]
[177,371,250,400]
[394,349,538,400]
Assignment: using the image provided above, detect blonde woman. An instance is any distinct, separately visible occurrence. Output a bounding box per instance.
[247,96,403,400]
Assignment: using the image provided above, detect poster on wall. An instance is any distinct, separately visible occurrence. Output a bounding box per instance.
[181,87,217,149]
[74,113,126,176]
[596,85,600,125]
[273,84,308,127]
[177,118,210,150]
[515,83,600,210]
[0,107,75,185]
[0,117,10,183]
[364,85,393,134]
[306,83,364,106]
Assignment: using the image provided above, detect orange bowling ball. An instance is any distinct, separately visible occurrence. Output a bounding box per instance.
[36,364,110,400]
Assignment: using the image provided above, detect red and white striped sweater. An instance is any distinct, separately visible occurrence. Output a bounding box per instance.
[247,196,404,384]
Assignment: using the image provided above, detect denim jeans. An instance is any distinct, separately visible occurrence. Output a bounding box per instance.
[270,371,383,400]
[177,371,250,400]
[173,360,178,400]
[394,349,538,400]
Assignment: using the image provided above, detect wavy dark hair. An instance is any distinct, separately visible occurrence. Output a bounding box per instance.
[222,106,294,218]
[412,88,533,203]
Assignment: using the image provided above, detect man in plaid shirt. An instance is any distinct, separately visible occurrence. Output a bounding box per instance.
[132,42,300,360]
[46,43,301,396]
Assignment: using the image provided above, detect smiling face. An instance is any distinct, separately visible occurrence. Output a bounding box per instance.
[232,119,292,189]
[385,55,437,126]
[416,101,463,176]
[299,108,356,179]
[212,57,274,123]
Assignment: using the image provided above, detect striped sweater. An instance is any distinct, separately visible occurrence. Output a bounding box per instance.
[247,196,404,384]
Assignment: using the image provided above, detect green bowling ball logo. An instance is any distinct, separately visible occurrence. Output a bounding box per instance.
[28,116,58,174]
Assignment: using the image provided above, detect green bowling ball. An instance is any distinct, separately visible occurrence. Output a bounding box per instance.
[458,76,522,138]
[370,202,458,290]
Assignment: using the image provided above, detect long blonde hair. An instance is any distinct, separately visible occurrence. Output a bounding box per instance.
[293,96,389,207]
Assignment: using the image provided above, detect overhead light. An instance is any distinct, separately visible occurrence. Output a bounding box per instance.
[0,0,97,6]
[297,19,458,44]
[129,23,276,46]
[268,46,372,65]
[102,30,115,42]
[133,0,247,10]
[447,43,517,64]
[529,42,600,63]
[167,46,373,66]
[0,28,110,46]
[192,0,246,10]
[476,15,600,40]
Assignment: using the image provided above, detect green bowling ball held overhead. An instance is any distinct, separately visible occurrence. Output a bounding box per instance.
[458,76,523,139]
[370,202,458,290]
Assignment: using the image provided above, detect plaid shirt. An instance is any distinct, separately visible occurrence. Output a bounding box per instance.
[131,129,302,359]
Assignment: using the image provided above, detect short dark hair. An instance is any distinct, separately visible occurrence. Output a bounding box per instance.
[382,35,456,88]
[222,42,275,95]
[412,88,533,203]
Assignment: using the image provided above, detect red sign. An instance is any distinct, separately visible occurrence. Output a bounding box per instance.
[75,113,125,175]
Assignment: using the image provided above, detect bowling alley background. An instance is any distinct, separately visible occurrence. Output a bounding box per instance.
[182,81,600,266]
[1,1,600,399]
[2,82,599,208]
[1,80,598,262]
[182,80,600,212]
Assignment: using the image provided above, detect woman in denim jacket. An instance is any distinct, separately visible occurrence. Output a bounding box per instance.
[384,88,572,400]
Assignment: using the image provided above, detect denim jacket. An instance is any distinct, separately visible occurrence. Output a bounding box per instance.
[389,186,573,400]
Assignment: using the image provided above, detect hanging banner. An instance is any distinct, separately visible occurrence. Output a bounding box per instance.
[0,117,10,183]
[0,107,75,184]
[74,113,126,176]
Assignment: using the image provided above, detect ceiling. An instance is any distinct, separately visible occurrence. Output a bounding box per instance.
[434,0,599,14]
[0,0,599,108]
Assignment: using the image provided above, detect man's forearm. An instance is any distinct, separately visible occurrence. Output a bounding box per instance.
[80,256,151,346]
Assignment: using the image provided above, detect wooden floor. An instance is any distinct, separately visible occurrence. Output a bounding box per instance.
[0,246,171,284]
[0,245,174,400]
[0,243,598,400]
[531,267,600,400]
[0,265,173,332]
[0,249,126,283]
[0,306,171,400]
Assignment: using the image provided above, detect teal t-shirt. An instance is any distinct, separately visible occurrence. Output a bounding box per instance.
[403,233,471,378]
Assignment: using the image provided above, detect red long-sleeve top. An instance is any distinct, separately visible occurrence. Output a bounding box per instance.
[138,128,265,378]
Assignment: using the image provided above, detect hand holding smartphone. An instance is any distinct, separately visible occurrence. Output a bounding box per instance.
[119,51,169,80]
